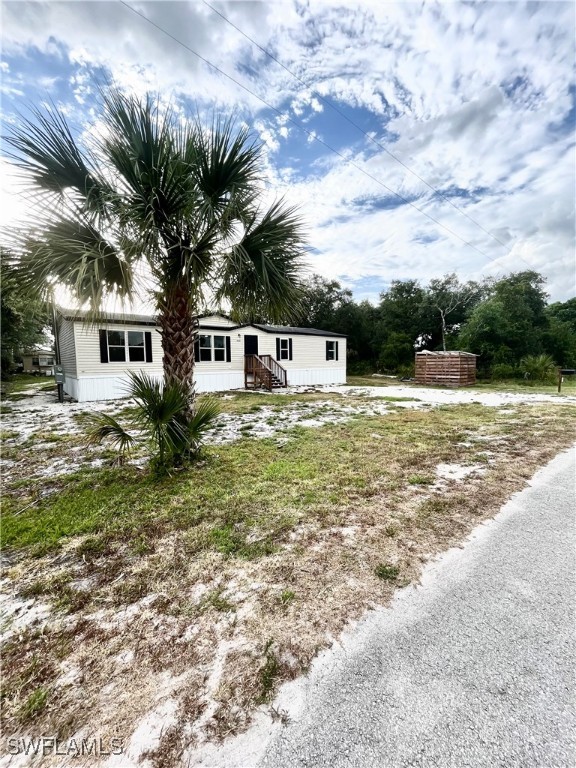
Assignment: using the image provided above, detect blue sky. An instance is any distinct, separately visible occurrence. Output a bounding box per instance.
[1,0,575,303]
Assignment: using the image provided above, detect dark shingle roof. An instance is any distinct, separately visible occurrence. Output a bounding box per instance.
[58,308,157,326]
[252,324,346,338]
[58,309,346,337]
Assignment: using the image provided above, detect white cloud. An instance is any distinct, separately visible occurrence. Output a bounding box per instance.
[1,0,574,301]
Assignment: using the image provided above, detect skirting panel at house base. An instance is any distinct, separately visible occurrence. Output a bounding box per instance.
[283,368,346,386]
[64,368,347,402]
[63,375,162,402]
[194,372,245,393]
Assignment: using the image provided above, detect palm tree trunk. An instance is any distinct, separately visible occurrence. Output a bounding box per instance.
[157,279,196,403]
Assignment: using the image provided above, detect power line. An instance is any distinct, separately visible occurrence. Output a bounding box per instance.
[120,0,548,282]
[119,0,519,268]
[202,0,511,252]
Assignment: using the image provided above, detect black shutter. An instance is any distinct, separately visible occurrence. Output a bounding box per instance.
[99,330,109,363]
[288,338,293,361]
[194,339,199,362]
[335,341,339,361]
[326,340,330,361]
[144,332,153,363]
[225,336,231,362]
[276,338,280,359]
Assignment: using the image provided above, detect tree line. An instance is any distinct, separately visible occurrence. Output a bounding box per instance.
[298,271,576,378]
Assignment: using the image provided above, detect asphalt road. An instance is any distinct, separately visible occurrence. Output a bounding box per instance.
[260,446,576,768]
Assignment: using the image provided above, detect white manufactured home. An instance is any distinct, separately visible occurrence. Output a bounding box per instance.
[56,309,346,402]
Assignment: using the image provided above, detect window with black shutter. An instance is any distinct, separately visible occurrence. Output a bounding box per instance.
[277,338,291,360]
[100,329,153,363]
[145,332,153,363]
[326,340,339,361]
[107,330,126,362]
[194,334,231,362]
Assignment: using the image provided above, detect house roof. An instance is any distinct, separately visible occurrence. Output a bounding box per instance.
[58,309,346,337]
[251,324,346,338]
[22,347,54,355]
[58,308,158,326]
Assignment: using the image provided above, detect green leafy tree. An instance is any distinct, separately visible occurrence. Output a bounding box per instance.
[298,275,378,370]
[545,298,576,330]
[299,274,354,331]
[490,271,548,357]
[426,273,485,351]
[0,256,51,379]
[378,332,414,372]
[457,298,515,373]
[5,90,306,407]
[458,272,551,372]
[543,298,576,367]
[378,280,429,344]
[542,316,576,367]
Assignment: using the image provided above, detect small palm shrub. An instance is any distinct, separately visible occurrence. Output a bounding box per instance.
[519,354,557,384]
[86,372,219,473]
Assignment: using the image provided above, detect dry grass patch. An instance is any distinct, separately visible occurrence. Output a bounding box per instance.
[1,402,575,765]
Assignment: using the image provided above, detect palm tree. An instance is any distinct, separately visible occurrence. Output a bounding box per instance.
[4,89,306,400]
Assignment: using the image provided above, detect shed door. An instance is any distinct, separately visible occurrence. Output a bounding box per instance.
[244,335,258,356]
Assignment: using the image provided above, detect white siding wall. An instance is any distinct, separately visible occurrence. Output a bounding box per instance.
[62,315,346,401]
[199,314,236,328]
[254,332,346,372]
[194,325,346,375]
[74,321,164,377]
[57,318,77,376]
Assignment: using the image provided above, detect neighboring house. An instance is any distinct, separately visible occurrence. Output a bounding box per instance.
[21,347,55,375]
[56,309,346,402]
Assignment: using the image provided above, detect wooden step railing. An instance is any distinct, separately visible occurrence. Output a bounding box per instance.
[259,355,287,387]
[244,354,287,390]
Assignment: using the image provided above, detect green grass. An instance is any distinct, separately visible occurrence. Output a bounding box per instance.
[3,396,576,742]
[279,589,296,606]
[257,640,281,704]
[202,589,234,613]
[1,374,52,398]
[0,430,19,440]
[19,687,49,721]
[408,473,435,485]
[206,391,347,415]
[467,378,576,395]
[374,563,401,581]
[4,403,574,557]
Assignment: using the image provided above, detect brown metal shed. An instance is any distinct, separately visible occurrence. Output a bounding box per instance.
[414,351,477,387]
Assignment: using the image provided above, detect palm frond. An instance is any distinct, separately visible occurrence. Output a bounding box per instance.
[217,199,307,323]
[127,371,190,456]
[190,116,262,213]
[4,102,110,214]
[8,215,134,308]
[85,412,135,456]
[100,89,194,230]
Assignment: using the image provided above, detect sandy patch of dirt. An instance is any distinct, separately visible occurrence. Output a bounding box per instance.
[2,386,575,768]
